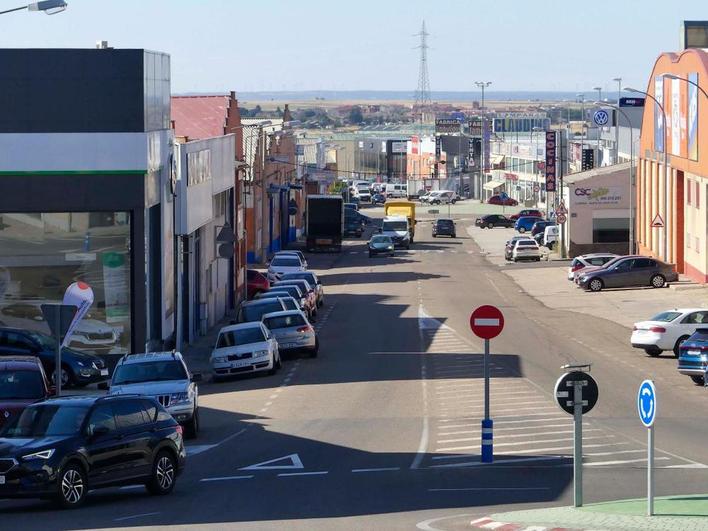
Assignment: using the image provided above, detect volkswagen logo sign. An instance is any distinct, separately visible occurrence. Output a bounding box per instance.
[593,109,609,126]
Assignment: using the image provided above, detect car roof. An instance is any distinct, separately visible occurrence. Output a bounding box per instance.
[658,308,708,314]
[242,298,286,307]
[219,321,264,333]
[0,356,43,370]
[262,310,308,320]
[118,352,184,365]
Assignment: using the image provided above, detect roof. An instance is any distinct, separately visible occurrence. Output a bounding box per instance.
[219,321,263,333]
[262,310,307,319]
[563,161,631,184]
[0,357,42,370]
[171,95,230,140]
[119,352,183,365]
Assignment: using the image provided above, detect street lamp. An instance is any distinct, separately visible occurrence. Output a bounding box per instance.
[659,72,708,99]
[593,86,602,102]
[624,86,669,262]
[0,0,67,15]
[531,126,544,209]
[475,81,492,179]
[612,78,622,163]
[594,101,636,254]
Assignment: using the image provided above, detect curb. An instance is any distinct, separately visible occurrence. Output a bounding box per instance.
[470,516,591,531]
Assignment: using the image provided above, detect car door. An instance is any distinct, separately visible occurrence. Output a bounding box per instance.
[629,258,655,286]
[113,399,154,479]
[680,311,708,339]
[604,259,633,288]
[84,403,126,486]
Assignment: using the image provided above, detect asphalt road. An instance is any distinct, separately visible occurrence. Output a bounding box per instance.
[3,207,708,530]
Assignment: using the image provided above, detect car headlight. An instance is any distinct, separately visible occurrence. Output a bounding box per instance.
[213,356,227,363]
[387,245,394,250]
[22,449,55,461]
[254,350,270,358]
[76,361,86,367]
[170,392,191,404]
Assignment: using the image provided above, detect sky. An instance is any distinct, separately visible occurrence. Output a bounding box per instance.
[2,0,706,94]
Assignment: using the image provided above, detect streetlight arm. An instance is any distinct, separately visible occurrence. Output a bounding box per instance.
[659,73,708,100]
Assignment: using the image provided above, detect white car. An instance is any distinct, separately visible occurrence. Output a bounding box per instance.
[631,308,708,357]
[512,239,541,262]
[427,190,458,205]
[274,250,307,269]
[211,321,281,380]
[567,253,619,280]
[267,254,305,282]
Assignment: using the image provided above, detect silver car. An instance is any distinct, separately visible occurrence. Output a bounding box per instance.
[280,271,324,308]
[262,310,318,357]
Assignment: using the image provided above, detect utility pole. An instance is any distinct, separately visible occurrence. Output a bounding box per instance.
[475,81,492,195]
[613,77,622,164]
[413,21,432,132]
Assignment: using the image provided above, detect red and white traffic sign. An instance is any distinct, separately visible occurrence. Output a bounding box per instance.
[470,305,505,339]
[557,213,567,224]
[651,214,664,228]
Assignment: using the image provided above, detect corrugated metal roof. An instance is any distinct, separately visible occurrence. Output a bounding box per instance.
[171,95,229,140]
[563,161,631,184]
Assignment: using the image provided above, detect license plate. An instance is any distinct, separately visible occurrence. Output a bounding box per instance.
[281,343,298,349]
[688,350,701,356]
[0,476,5,485]
[316,238,332,244]
[100,369,109,376]
[232,360,252,368]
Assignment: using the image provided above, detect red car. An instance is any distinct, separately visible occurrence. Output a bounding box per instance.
[247,269,270,300]
[510,208,544,221]
[488,195,518,206]
[0,356,53,432]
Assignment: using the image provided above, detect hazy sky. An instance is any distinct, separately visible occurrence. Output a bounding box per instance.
[2,0,705,94]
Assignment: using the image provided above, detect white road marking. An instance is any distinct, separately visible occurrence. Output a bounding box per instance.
[114,512,160,522]
[240,453,304,471]
[585,449,644,457]
[428,487,549,492]
[473,318,500,327]
[351,467,401,473]
[277,471,328,477]
[200,475,254,482]
[585,457,670,467]
[430,455,567,469]
[496,442,628,455]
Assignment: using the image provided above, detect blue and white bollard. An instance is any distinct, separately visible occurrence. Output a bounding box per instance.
[481,418,493,463]
[83,231,91,252]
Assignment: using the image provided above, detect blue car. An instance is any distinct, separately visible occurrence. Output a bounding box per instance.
[677,328,708,385]
[515,216,544,234]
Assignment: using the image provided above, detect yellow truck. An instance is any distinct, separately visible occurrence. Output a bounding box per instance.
[384,200,417,243]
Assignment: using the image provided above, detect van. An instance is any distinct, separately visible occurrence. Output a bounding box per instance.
[383,183,406,198]
[384,200,416,242]
[380,216,410,249]
[543,225,558,249]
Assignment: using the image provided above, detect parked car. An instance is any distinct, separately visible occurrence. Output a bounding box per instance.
[428,190,458,205]
[432,218,456,237]
[272,279,317,318]
[267,254,305,282]
[344,213,363,237]
[262,310,318,357]
[510,209,544,221]
[567,254,619,281]
[475,214,515,229]
[368,234,395,257]
[418,191,432,204]
[109,351,202,438]
[573,255,626,284]
[280,271,324,308]
[631,309,708,358]
[515,216,544,233]
[542,225,559,249]
[488,195,518,206]
[274,250,307,269]
[371,193,386,205]
[677,328,708,385]
[247,269,270,300]
[505,236,535,261]
[0,356,54,433]
[344,202,359,212]
[210,322,281,380]
[578,256,679,292]
[511,239,542,262]
[237,298,288,323]
[267,284,312,319]
[531,220,554,238]
[0,394,185,507]
[0,328,108,388]
[255,291,302,311]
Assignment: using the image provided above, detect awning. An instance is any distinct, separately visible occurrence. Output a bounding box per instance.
[491,154,505,165]
[483,180,505,191]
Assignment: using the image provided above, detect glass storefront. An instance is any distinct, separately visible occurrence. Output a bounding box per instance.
[0,212,131,357]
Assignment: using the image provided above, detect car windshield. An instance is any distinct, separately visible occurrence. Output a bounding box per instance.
[113,360,187,385]
[217,327,266,348]
[242,302,284,322]
[1,404,88,438]
[271,257,301,267]
[282,299,298,310]
[383,221,407,231]
[263,314,307,330]
[437,220,453,226]
[601,256,625,269]
[273,286,302,298]
[0,370,45,399]
[26,331,54,350]
[649,311,682,322]
[371,236,392,244]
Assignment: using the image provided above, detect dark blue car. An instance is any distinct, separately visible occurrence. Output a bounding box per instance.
[677,328,708,385]
[515,216,544,234]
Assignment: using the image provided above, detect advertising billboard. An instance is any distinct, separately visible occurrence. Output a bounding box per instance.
[688,73,699,161]
[435,118,461,134]
[544,131,556,192]
[654,76,664,153]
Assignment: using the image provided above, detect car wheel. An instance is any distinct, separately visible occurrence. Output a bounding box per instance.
[185,408,199,439]
[487,223,494,229]
[674,336,690,358]
[146,451,177,495]
[690,375,705,385]
[52,365,74,389]
[55,463,87,509]
[644,347,661,357]
[518,227,526,233]
[310,338,319,358]
[650,274,666,288]
[589,278,603,292]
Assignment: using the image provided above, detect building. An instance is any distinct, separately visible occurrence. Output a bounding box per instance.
[636,46,708,282]
[0,48,174,360]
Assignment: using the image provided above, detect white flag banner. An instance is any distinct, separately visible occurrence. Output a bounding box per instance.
[61,281,94,347]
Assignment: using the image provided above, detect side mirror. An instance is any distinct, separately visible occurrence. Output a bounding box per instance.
[90,425,110,438]
[191,373,203,383]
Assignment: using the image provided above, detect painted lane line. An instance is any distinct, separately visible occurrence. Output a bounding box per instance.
[585,449,645,457]
[496,442,629,455]
[430,455,568,469]
[200,475,254,482]
[265,401,273,407]
[486,435,611,449]
[114,512,160,522]
[439,412,567,422]
[269,394,278,399]
[351,467,401,473]
[585,457,670,467]
[428,487,550,492]
[277,471,329,477]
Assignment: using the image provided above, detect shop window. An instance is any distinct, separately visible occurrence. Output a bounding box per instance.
[0,212,132,358]
[592,217,629,243]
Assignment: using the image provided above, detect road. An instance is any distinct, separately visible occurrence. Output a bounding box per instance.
[3,206,707,530]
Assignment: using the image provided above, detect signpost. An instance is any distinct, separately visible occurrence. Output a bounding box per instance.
[592,109,610,127]
[637,380,657,516]
[40,304,77,397]
[554,364,598,507]
[469,305,504,463]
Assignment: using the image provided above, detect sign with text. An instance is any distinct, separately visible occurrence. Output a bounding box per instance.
[545,131,556,192]
[482,118,491,172]
[468,119,483,137]
[572,186,623,205]
[435,118,462,134]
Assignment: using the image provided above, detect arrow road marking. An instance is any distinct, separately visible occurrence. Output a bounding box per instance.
[239,453,304,471]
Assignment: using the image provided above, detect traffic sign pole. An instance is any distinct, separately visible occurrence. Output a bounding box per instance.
[638,379,657,516]
[648,424,654,516]
[573,379,583,507]
[481,338,493,463]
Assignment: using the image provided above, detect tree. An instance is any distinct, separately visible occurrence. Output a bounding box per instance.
[348,106,363,124]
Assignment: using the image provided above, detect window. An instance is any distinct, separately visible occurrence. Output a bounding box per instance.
[682,312,708,324]
[141,400,158,423]
[217,327,266,348]
[263,314,307,330]
[614,260,632,272]
[592,218,629,243]
[632,258,654,268]
[0,370,45,399]
[88,403,117,434]
[112,360,188,385]
[650,311,681,322]
[113,400,148,429]
[2,405,88,438]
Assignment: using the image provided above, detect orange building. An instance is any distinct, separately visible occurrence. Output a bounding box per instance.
[637,48,708,282]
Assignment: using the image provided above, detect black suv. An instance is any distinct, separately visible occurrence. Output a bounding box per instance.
[0,394,186,508]
[432,218,456,238]
[475,214,515,229]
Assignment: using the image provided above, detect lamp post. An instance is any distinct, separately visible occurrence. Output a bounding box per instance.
[592,87,603,164]
[594,102,635,254]
[659,73,708,99]
[624,87,668,262]
[475,81,492,188]
[0,0,66,15]
[531,127,544,209]
[612,78,622,164]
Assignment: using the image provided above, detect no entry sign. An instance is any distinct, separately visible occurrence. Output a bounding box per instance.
[469,305,504,339]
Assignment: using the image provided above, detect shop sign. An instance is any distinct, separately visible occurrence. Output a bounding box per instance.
[545,131,556,192]
[435,118,462,134]
[572,186,623,205]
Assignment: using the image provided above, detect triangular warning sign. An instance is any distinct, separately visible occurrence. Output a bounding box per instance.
[651,214,664,228]
[239,453,304,471]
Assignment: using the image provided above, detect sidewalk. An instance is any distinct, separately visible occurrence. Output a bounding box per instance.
[472,493,708,531]
[467,225,708,328]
